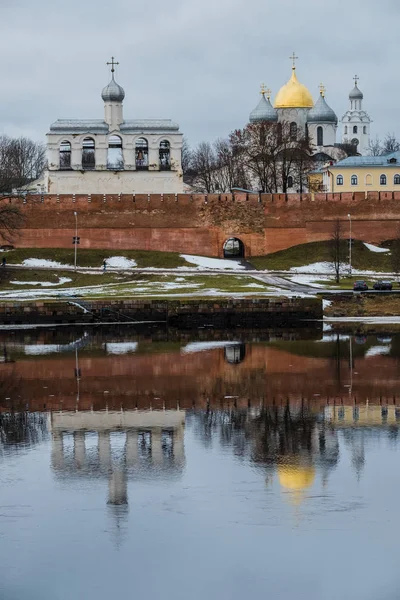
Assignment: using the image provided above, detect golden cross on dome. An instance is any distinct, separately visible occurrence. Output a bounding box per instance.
[260,84,272,100]
[107,56,119,74]
[319,83,326,97]
[353,74,359,85]
[289,52,298,69]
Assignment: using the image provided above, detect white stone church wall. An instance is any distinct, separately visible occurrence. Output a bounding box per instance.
[47,169,184,194]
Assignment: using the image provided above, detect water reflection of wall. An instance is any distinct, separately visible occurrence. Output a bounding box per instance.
[2,338,400,412]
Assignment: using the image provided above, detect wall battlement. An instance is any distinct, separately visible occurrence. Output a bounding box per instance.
[3,190,400,206]
[1,192,400,256]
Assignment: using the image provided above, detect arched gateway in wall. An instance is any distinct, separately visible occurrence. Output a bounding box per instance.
[223,238,245,258]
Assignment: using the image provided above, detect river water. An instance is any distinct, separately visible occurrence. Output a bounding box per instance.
[0,327,399,599]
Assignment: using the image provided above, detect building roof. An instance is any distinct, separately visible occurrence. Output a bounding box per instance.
[333,151,400,168]
[349,83,363,100]
[49,119,180,135]
[101,74,125,103]
[249,93,278,123]
[274,67,314,109]
[307,93,338,124]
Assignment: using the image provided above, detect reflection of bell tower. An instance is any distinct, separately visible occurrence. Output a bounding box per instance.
[108,469,128,506]
[107,468,129,549]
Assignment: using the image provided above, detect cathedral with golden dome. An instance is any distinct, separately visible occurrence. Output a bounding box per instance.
[249,54,372,183]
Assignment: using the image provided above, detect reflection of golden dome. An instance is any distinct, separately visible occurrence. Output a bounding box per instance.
[274,68,314,109]
[278,465,315,491]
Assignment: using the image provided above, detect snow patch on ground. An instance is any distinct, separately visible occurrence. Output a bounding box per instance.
[364,242,390,253]
[105,342,138,355]
[365,345,391,357]
[106,256,137,268]
[22,258,71,269]
[290,262,378,276]
[323,300,333,310]
[182,341,241,354]
[11,277,72,287]
[289,275,326,288]
[180,255,245,270]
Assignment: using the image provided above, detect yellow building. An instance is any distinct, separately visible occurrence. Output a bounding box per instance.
[323,151,400,192]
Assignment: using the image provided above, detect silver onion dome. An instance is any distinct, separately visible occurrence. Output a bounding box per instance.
[349,84,363,100]
[249,93,278,123]
[101,74,125,103]
[307,93,338,124]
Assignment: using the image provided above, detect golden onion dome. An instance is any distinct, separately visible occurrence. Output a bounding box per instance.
[274,68,314,109]
[277,465,315,491]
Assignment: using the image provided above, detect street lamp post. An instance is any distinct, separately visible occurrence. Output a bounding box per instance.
[348,213,352,276]
[73,211,78,271]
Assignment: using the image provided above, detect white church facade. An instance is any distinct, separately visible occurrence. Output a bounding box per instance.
[45,58,184,194]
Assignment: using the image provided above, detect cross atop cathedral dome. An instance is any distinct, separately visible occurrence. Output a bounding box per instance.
[102,57,125,103]
[274,55,314,109]
[249,85,278,123]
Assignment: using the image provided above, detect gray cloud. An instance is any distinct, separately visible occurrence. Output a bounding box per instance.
[0,0,398,147]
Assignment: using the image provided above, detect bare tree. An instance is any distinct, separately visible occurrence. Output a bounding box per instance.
[367,133,400,157]
[181,137,192,176]
[0,136,46,194]
[382,133,400,154]
[212,138,250,192]
[367,136,383,156]
[191,142,217,193]
[330,219,345,283]
[229,121,314,193]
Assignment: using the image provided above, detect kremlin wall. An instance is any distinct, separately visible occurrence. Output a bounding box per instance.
[4,191,400,256]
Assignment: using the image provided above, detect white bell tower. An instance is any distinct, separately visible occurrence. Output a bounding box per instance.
[341,76,371,156]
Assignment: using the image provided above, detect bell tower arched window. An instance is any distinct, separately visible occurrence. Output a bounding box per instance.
[59,141,71,170]
[317,126,323,146]
[107,135,123,170]
[82,138,95,170]
[353,125,358,134]
[135,138,148,170]
[290,122,297,140]
[159,140,171,170]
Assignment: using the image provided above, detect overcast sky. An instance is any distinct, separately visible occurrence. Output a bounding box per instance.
[1,0,399,148]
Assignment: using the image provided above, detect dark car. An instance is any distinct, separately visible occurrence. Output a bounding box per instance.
[353,280,368,291]
[373,280,393,291]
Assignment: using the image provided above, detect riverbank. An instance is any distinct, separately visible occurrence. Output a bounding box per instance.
[0,297,322,327]
[324,295,400,318]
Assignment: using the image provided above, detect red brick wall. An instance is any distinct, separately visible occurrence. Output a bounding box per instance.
[3,192,400,256]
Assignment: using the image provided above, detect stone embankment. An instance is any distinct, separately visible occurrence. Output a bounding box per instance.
[0,297,322,327]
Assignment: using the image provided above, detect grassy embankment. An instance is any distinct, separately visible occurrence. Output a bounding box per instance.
[325,295,400,318]
[250,240,394,272]
[0,270,271,299]
[3,248,190,269]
